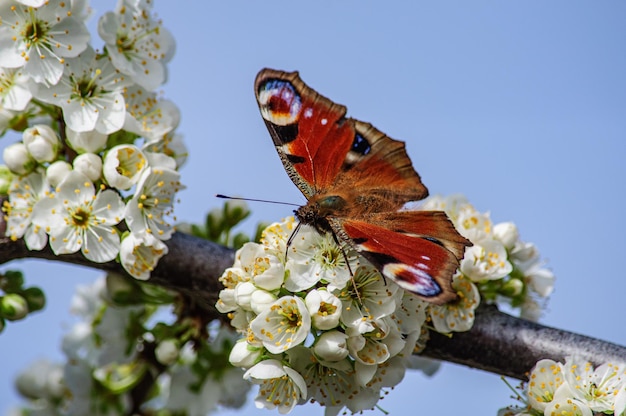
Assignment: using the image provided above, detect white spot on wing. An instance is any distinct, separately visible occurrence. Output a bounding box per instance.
[304,108,313,118]
[321,118,328,125]
[344,152,362,165]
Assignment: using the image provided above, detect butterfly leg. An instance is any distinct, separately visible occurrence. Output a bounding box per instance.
[328,229,363,305]
[285,222,303,261]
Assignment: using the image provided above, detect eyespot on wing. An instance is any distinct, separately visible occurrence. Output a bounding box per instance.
[257,79,302,127]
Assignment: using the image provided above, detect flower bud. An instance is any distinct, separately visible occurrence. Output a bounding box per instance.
[229,340,261,368]
[3,143,36,175]
[313,330,349,362]
[234,282,256,311]
[23,125,59,162]
[493,222,519,250]
[155,339,179,365]
[66,127,108,153]
[103,145,147,190]
[0,165,13,194]
[501,278,524,297]
[250,289,277,314]
[1,293,29,321]
[46,160,72,187]
[305,289,342,330]
[1,270,24,292]
[511,242,538,262]
[216,288,237,313]
[73,153,102,182]
[23,287,46,312]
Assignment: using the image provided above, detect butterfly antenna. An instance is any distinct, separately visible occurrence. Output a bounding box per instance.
[216,194,300,207]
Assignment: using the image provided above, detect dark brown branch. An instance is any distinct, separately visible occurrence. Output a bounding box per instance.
[2,229,626,381]
[0,232,235,315]
[422,304,626,380]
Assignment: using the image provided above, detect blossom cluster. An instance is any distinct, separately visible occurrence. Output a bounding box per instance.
[11,275,250,415]
[500,356,626,416]
[422,194,555,322]
[1,0,186,279]
[216,194,555,414]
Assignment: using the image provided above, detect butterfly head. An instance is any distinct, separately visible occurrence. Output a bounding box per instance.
[295,194,348,234]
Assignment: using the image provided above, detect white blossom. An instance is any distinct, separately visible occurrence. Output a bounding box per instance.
[249,295,311,354]
[0,67,37,110]
[36,47,127,133]
[305,289,342,330]
[460,239,513,281]
[119,232,169,280]
[526,359,564,411]
[124,167,182,240]
[313,330,349,362]
[336,265,402,328]
[66,127,108,154]
[123,85,181,142]
[98,0,175,91]
[144,132,188,169]
[561,357,626,413]
[244,359,307,414]
[5,170,49,249]
[103,144,147,190]
[544,385,592,416]
[428,273,480,333]
[31,171,124,262]
[0,0,90,85]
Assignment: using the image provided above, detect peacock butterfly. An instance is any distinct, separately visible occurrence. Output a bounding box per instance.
[254,68,471,304]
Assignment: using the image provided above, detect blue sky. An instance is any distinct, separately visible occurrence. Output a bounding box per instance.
[1,1,625,414]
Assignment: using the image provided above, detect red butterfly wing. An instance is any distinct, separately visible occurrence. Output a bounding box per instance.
[254,69,428,203]
[332,211,468,304]
[255,69,352,197]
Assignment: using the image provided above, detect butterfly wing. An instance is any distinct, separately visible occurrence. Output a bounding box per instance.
[256,68,471,304]
[331,211,472,304]
[255,69,428,204]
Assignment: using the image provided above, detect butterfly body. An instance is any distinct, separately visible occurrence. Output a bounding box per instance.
[255,68,471,304]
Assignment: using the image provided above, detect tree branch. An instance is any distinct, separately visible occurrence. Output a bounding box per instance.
[0,231,234,315]
[2,228,626,381]
[422,304,626,379]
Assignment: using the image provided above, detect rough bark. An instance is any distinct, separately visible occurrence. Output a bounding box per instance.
[2,230,626,380]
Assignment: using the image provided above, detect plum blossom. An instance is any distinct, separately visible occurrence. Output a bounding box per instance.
[31,171,124,262]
